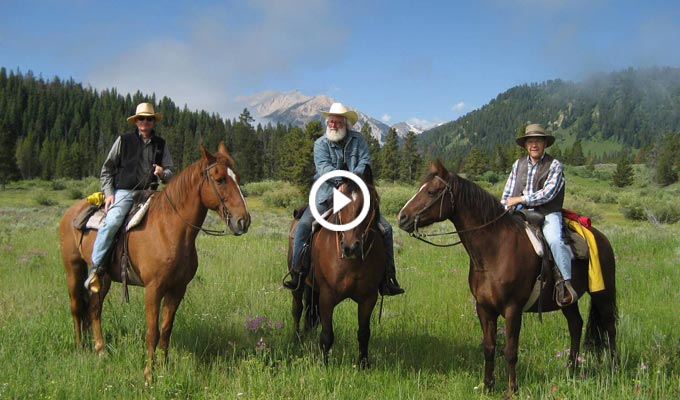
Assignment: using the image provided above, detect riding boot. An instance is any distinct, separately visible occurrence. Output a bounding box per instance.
[555,279,577,307]
[283,242,310,290]
[380,260,405,296]
[84,264,105,293]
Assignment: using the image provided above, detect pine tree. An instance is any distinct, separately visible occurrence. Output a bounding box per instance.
[361,123,381,179]
[399,131,422,183]
[464,146,489,180]
[380,128,400,181]
[612,151,634,187]
[0,121,20,189]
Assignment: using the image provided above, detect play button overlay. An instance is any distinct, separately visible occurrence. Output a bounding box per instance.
[332,188,352,214]
[309,170,371,232]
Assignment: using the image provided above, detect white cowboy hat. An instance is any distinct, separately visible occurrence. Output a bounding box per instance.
[516,123,555,147]
[320,102,359,126]
[127,102,163,125]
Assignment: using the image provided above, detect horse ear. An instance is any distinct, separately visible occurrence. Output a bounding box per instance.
[363,165,374,185]
[432,159,449,180]
[200,144,215,162]
[218,141,230,157]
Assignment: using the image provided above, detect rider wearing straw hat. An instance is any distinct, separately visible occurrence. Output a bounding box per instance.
[84,102,174,292]
[283,102,404,296]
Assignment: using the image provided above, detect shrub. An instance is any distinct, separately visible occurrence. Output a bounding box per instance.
[51,180,67,190]
[262,186,305,209]
[35,192,57,206]
[68,188,84,200]
[242,180,283,197]
[377,185,415,216]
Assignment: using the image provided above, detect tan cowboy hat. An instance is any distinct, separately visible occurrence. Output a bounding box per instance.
[127,102,163,125]
[320,102,359,126]
[516,123,555,147]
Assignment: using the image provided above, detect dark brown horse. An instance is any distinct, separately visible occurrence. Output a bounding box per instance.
[59,143,250,381]
[288,170,385,367]
[398,160,617,396]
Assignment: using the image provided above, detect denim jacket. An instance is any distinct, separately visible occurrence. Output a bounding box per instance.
[312,130,371,205]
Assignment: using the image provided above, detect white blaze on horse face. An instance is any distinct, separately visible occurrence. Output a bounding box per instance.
[399,183,428,216]
[227,168,248,209]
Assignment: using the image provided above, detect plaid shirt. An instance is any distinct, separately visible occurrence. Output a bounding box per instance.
[501,154,565,208]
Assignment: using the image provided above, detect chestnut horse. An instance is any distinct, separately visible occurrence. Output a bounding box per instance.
[59,142,250,381]
[398,160,617,396]
[288,170,385,367]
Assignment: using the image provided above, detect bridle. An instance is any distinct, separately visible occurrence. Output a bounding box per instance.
[335,187,378,260]
[409,175,509,247]
[163,162,236,236]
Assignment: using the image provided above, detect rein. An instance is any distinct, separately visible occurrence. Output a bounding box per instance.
[335,191,377,260]
[409,175,509,247]
[163,162,234,236]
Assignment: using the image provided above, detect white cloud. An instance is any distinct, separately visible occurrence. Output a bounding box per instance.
[451,102,467,113]
[86,0,346,118]
[381,114,392,123]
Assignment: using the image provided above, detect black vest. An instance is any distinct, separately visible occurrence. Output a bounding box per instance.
[113,132,165,190]
[511,153,564,215]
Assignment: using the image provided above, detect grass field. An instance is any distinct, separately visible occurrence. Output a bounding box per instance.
[0,171,679,399]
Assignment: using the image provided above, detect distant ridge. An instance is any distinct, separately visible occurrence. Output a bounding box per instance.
[240,90,423,144]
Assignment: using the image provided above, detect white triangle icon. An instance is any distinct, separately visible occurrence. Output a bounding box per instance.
[332,188,352,214]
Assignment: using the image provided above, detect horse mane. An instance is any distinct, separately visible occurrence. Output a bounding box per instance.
[152,158,205,213]
[419,171,522,231]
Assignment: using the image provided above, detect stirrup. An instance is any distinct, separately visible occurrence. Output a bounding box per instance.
[282,271,303,291]
[380,278,405,296]
[555,280,577,307]
[84,266,103,293]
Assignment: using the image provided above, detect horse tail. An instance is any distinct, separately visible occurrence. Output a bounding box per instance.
[584,229,618,358]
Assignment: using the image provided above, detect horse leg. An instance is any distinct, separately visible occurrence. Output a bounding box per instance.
[318,291,336,365]
[143,285,163,383]
[477,305,498,392]
[357,295,378,369]
[502,307,523,396]
[88,280,111,355]
[292,288,303,338]
[562,303,583,373]
[304,288,320,332]
[158,286,187,366]
[64,258,88,347]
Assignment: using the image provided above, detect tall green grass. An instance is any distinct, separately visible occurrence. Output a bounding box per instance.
[0,172,678,399]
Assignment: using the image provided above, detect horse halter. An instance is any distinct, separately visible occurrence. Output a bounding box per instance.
[335,188,377,261]
[408,175,509,247]
[412,175,455,235]
[163,162,235,236]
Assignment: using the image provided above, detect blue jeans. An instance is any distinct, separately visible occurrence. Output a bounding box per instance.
[543,212,572,280]
[291,205,396,273]
[91,189,134,268]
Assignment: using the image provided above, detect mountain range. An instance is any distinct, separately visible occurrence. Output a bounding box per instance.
[239,67,680,162]
[240,90,424,144]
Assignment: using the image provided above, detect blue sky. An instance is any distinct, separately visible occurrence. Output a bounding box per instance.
[2,0,680,128]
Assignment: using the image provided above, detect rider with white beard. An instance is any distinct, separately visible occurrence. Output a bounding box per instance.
[283,103,404,296]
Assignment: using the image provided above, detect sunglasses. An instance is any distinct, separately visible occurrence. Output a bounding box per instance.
[137,116,156,122]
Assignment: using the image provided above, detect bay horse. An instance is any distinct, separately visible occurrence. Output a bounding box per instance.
[288,170,385,367]
[58,142,250,381]
[397,160,617,396]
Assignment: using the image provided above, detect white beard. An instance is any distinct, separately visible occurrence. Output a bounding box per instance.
[325,126,347,142]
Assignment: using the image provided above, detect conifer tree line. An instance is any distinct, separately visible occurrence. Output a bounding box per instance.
[0,68,422,188]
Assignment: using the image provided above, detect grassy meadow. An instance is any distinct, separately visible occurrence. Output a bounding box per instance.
[0,166,679,399]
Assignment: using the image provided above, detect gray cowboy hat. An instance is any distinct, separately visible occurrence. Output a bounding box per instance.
[516,123,555,147]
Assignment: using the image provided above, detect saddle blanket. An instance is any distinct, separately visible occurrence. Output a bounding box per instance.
[524,219,605,292]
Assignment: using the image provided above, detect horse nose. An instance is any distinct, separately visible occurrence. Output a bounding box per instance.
[341,241,361,259]
[398,212,410,229]
[237,217,249,233]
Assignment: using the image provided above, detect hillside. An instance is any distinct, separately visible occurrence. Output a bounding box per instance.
[419,67,680,165]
